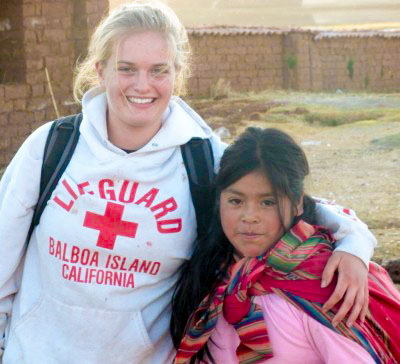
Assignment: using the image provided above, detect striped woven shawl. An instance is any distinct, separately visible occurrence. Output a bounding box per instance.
[174,220,400,364]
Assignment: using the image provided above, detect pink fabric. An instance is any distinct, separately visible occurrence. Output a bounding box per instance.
[207,294,374,364]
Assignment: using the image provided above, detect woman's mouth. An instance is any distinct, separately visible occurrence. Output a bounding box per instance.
[126,96,155,104]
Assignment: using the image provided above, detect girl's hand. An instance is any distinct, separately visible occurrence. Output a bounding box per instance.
[321,251,369,327]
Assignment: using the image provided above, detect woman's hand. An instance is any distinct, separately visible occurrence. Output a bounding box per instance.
[321,251,369,327]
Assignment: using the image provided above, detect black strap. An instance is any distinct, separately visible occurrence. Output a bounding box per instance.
[181,138,215,238]
[27,113,82,242]
[27,121,213,244]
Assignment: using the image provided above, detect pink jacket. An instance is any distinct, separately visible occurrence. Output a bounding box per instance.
[207,294,374,364]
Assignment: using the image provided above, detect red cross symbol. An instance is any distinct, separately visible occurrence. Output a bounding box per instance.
[83,202,138,250]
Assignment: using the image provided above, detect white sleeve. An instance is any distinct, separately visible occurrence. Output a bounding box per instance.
[209,133,227,174]
[314,198,377,267]
[0,122,50,356]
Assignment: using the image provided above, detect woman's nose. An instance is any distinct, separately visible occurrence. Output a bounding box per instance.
[133,71,151,92]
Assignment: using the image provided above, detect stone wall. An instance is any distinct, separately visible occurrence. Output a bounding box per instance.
[1,18,400,169]
[0,0,24,83]
[187,28,285,95]
[310,32,400,92]
[187,27,400,96]
[0,0,108,167]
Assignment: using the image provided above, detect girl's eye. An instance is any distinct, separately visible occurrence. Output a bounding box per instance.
[261,199,275,207]
[228,198,242,206]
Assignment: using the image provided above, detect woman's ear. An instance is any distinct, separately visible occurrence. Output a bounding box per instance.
[295,193,304,216]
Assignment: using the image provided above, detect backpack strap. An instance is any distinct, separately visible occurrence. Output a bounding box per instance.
[27,122,213,243]
[27,113,82,242]
[181,138,215,238]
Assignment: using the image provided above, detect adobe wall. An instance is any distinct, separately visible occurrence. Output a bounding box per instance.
[187,30,284,95]
[0,0,108,167]
[187,27,400,96]
[310,32,400,92]
[1,17,400,168]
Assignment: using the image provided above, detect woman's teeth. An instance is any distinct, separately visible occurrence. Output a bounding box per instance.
[127,97,154,104]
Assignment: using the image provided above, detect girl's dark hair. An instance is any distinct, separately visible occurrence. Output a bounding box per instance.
[170,127,317,362]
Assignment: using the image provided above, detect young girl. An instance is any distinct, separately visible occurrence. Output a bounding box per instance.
[171,127,400,363]
[0,1,380,363]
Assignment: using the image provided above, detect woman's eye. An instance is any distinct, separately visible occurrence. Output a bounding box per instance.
[151,67,169,76]
[117,67,135,73]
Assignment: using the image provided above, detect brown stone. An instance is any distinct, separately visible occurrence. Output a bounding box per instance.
[42,2,70,17]
[9,112,31,125]
[22,4,36,17]
[34,111,47,123]
[32,85,45,97]
[26,71,47,85]
[43,29,66,42]
[4,85,31,101]
[27,97,49,112]
[0,114,8,127]
[13,99,28,111]
[26,59,44,71]
[0,98,13,113]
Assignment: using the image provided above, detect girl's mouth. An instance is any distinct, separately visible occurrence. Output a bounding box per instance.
[239,232,263,240]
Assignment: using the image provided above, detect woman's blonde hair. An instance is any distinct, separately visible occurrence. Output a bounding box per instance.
[73,1,191,102]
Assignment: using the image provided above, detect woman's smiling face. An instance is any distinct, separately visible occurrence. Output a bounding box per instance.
[96,31,176,145]
[220,170,303,258]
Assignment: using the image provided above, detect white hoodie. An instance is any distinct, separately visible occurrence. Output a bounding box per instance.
[0,88,376,364]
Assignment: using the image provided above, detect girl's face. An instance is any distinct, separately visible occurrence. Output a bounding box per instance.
[220,170,303,258]
[96,31,176,145]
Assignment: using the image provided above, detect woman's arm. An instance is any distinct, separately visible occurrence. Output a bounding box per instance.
[315,198,376,266]
[314,199,375,325]
[0,123,49,357]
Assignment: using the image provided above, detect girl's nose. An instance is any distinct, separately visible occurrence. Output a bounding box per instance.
[240,208,260,224]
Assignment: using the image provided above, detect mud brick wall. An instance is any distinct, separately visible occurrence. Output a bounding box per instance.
[0,0,25,83]
[0,0,108,168]
[187,29,284,95]
[310,33,400,92]
[186,27,400,96]
[1,19,400,169]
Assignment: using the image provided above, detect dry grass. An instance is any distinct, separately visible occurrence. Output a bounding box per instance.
[2,90,399,264]
[187,90,400,263]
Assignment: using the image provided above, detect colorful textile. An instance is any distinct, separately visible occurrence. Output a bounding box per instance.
[174,220,400,364]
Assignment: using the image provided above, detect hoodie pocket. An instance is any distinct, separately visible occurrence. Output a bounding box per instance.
[4,294,154,364]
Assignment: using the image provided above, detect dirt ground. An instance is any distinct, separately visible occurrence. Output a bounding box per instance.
[1,91,398,267]
[188,91,400,264]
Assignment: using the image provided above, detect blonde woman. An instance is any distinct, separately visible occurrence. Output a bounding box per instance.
[0,1,376,363]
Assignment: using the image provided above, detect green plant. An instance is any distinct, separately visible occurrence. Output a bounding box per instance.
[380,66,385,78]
[285,55,298,70]
[347,58,354,79]
[364,76,369,88]
[371,133,400,149]
[304,109,384,127]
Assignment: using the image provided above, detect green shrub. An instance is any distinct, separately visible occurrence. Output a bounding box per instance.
[285,55,298,70]
[347,58,354,79]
